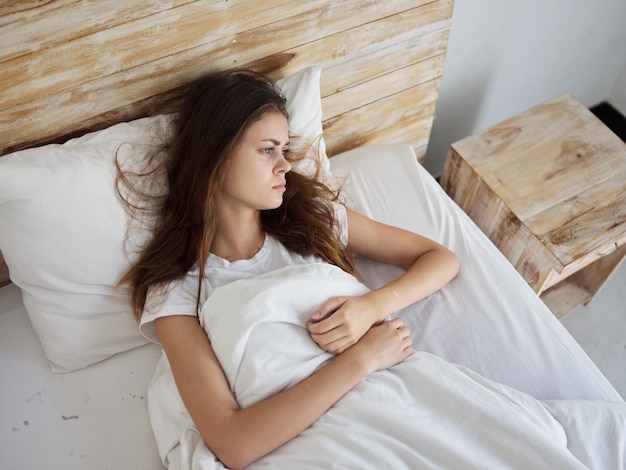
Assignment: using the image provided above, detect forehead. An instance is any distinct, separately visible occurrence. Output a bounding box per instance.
[242,111,289,141]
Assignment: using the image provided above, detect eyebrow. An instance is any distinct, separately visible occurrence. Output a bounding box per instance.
[261,139,289,146]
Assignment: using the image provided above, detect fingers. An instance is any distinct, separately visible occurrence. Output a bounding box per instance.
[342,318,413,372]
[380,319,414,365]
[310,297,348,323]
[307,298,412,357]
[307,307,362,353]
[392,319,413,353]
[309,326,355,354]
[307,299,351,337]
[386,317,404,329]
[374,318,413,353]
[381,317,409,336]
[315,335,354,355]
[307,316,340,335]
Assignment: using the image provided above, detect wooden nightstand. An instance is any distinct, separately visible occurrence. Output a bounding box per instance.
[441,93,626,317]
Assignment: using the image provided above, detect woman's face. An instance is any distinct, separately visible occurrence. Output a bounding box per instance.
[220,111,291,215]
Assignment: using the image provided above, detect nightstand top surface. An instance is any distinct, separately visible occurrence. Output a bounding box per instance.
[451,93,626,265]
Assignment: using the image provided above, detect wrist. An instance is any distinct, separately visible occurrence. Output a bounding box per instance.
[362,289,396,323]
[339,342,374,377]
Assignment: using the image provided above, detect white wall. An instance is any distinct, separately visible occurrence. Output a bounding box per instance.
[610,62,626,114]
[424,0,626,176]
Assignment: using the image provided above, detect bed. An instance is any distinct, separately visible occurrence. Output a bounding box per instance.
[1,1,624,469]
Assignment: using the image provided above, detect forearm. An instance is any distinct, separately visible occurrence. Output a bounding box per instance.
[363,247,459,321]
[211,347,371,469]
[345,208,459,323]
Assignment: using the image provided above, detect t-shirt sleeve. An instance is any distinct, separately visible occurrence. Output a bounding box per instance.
[139,277,199,344]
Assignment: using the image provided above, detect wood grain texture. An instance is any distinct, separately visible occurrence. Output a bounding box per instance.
[442,93,626,315]
[324,83,440,159]
[0,0,200,62]
[449,94,626,267]
[0,0,452,156]
[541,243,626,318]
[0,0,454,284]
[442,148,559,292]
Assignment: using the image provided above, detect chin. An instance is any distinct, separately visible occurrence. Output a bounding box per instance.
[261,200,284,211]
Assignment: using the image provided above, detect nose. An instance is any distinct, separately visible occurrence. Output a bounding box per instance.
[277,154,291,174]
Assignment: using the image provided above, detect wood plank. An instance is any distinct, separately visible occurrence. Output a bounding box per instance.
[527,175,626,266]
[445,150,529,265]
[282,0,452,94]
[541,235,625,291]
[0,1,445,155]
[0,0,427,113]
[323,82,440,155]
[0,0,203,63]
[322,55,445,121]
[575,242,626,300]
[0,0,301,111]
[0,0,436,154]
[320,29,449,99]
[540,278,592,318]
[442,147,560,293]
[452,94,626,223]
[0,52,295,155]
[441,148,482,212]
[541,244,626,317]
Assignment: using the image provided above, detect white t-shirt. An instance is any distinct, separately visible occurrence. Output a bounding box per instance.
[139,202,348,343]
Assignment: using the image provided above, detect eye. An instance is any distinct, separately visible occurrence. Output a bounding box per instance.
[281,148,290,156]
[262,147,273,155]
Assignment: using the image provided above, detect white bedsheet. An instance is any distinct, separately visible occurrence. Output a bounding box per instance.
[148,263,626,469]
[0,282,163,470]
[1,143,623,469]
[330,144,623,403]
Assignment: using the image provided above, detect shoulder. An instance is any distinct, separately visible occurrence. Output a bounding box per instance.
[139,272,205,343]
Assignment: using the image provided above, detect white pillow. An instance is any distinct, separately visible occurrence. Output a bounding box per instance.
[277,66,330,180]
[0,66,328,372]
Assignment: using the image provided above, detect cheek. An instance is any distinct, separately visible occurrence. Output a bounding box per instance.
[223,165,263,199]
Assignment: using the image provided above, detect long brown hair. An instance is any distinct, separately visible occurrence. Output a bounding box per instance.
[117,69,359,320]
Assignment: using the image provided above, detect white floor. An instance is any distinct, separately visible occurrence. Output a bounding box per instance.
[560,260,626,401]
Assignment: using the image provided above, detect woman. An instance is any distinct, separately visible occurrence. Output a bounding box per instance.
[119,69,459,468]
[121,70,626,470]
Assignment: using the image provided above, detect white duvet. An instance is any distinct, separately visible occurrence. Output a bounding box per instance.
[148,263,626,469]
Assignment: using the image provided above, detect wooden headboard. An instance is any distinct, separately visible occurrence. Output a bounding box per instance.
[0,0,454,285]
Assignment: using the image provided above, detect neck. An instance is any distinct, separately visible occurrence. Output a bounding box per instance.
[211,209,265,262]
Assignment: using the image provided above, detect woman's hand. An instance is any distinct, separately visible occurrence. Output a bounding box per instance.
[346,318,413,373]
[307,295,383,354]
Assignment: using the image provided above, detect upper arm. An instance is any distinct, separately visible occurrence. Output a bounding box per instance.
[155,315,238,443]
[345,208,456,270]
